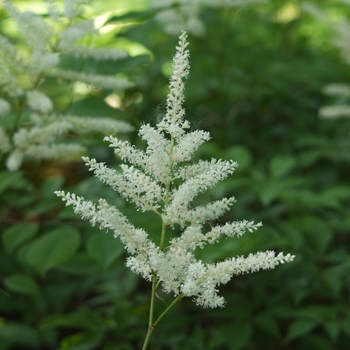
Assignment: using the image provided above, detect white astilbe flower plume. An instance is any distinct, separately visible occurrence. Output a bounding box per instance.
[56,32,294,308]
[151,0,267,37]
[304,2,350,120]
[0,0,134,170]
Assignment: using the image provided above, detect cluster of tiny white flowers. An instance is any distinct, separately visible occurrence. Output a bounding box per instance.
[64,116,133,134]
[48,68,132,90]
[13,121,72,149]
[25,143,85,161]
[4,0,54,50]
[64,0,91,20]
[151,0,266,36]
[31,53,60,74]
[0,36,24,94]
[157,32,191,137]
[319,105,350,119]
[0,98,11,118]
[305,4,350,120]
[0,129,12,154]
[56,32,294,308]
[322,83,350,97]
[1,0,131,92]
[66,46,128,60]
[26,91,54,115]
[5,121,81,171]
[59,20,97,49]
[3,114,133,171]
[333,19,350,66]
[153,4,205,37]
[0,0,133,170]
[318,84,350,119]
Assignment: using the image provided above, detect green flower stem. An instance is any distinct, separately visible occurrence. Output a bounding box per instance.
[142,136,179,350]
[141,273,158,350]
[152,293,183,327]
[141,288,183,350]
[159,221,167,251]
[9,96,23,139]
[159,136,174,250]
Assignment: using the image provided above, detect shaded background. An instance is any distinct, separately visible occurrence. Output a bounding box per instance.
[1,0,350,349]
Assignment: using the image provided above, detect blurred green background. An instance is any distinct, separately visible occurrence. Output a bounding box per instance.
[1,0,350,349]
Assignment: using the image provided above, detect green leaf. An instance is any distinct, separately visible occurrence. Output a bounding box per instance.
[208,321,252,350]
[2,223,39,254]
[60,53,149,76]
[257,176,308,205]
[41,176,64,197]
[284,319,318,343]
[258,181,278,205]
[222,145,252,171]
[227,321,252,349]
[69,95,125,118]
[60,331,102,350]
[323,261,350,298]
[0,170,23,194]
[93,55,150,75]
[191,324,205,350]
[39,310,103,331]
[297,216,332,255]
[285,305,330,322]
[323,320,339,341]
[25,227,81,276]
[57,253,101,275]
[86,233,124,269]
[318,186,350,209]
[288,216,332,256]
[255,313,279,337]
[300,334,333,350]
[269,155,296,178]
[0,323,40,349]
[106,8,161,24]
[341,318,350,339]
[25,201,57,219]
[278,221,304,249]
[4,274,40,298]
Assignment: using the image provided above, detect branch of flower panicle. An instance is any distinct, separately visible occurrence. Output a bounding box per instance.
[157,31,190,138]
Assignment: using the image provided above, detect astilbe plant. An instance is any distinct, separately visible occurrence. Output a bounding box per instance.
[151,0,267,37]
[56,31,295,349]
[0,0,133,171]
[304,2,350,120]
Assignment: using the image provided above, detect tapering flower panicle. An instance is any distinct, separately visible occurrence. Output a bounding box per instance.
[157,31,191,138]
[56,32,294,308]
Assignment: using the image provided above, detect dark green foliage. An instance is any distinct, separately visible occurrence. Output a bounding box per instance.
[1,1,350,349]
